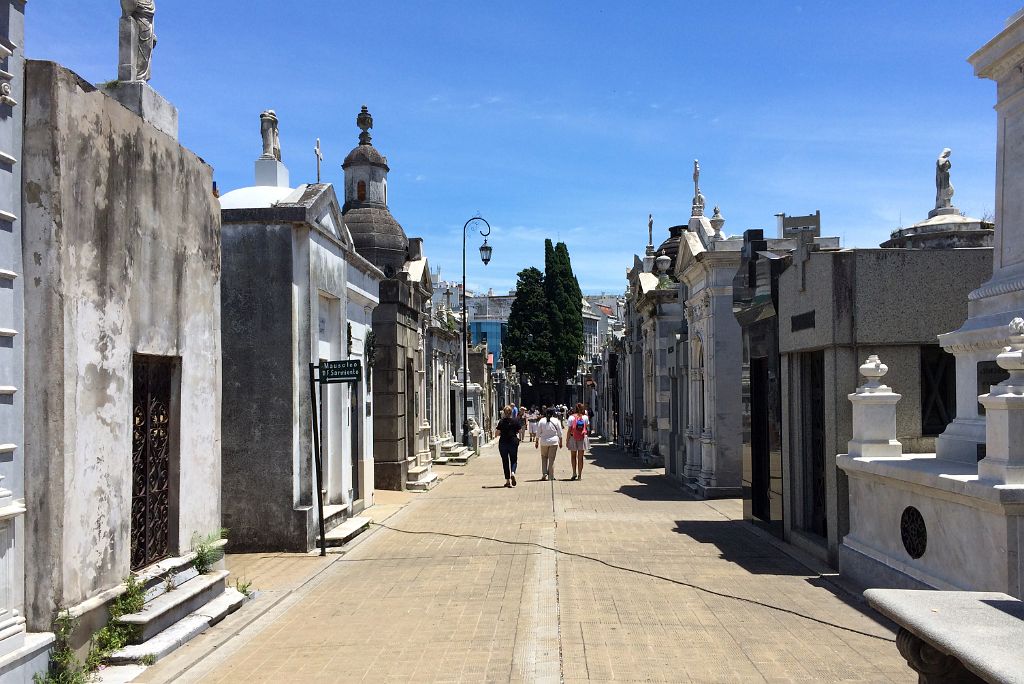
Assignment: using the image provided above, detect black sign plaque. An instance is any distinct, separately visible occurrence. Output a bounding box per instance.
[320,360,362,384]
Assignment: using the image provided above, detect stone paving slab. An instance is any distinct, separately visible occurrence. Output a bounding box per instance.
[154,440,912,683]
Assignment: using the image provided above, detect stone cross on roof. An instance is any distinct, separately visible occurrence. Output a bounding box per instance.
[315,138,323,183]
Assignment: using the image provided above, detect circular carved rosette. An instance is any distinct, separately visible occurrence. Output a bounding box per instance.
[901,506,927,559]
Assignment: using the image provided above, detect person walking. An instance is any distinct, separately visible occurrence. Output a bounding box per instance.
[527,406,541,444]
[534,407,563,481]
[494,405,522,488]
[567,402,590,480]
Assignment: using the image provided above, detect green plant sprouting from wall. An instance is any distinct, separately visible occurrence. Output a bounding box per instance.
[191,529,228,575]
[36,574,147,683]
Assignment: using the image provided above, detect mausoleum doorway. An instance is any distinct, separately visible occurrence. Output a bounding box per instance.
[131,355,179,571]
[799,351,827,539]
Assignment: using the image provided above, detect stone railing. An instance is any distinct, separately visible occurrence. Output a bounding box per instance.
[865,588,1024,683]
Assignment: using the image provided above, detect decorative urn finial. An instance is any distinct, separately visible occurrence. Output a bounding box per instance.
[710,205,725,239]
[994,317,1024,391]
[357,105,373,145]
[858,355,890,392]
[655,252,672,274]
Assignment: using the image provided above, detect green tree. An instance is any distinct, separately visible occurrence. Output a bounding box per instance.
[504,267,554,384]
[544,240,584,393]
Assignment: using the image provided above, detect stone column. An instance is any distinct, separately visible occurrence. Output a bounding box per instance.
[978,318,1024,484]
[847,355,903,458]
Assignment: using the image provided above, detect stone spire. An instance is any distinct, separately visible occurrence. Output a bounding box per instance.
[692,160,705,217]
[357,105,373,146]
[646,214,655,256]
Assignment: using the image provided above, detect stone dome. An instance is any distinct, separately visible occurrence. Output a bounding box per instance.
[656,225,685,269]
[343,207,408,276]
[341,106,408,276]
[343,143,389,170]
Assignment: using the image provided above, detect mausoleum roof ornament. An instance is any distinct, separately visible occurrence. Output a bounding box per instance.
[710,205,725,240]
[646,214,655,256]
[343,105,389,170]
[991,317,1024,396]
[691,160,705,218]
[880,147,993,248]
[933,148,956,217]
[260,110,281,162]
[357,105,373,145]
[118,0,157,83]
[856,355,893,394]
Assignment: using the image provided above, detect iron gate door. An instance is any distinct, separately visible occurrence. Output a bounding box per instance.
[131,356,174,571]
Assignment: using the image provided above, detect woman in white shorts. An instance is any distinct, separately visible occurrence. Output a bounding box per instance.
[534,408,563,480]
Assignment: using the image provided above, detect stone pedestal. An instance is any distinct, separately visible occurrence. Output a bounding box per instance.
[978,320,1024,484]
[101,82,178,140]
[255,157,289,188]
[847,356,903,459]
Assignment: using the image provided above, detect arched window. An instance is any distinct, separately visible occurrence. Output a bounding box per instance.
[357,180,366,202]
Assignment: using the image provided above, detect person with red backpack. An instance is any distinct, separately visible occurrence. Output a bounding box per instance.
[567,402,590,480]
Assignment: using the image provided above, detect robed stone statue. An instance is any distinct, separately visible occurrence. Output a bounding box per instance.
[935,148,954,210]
[260,110,282,161]
[119,0,157,83]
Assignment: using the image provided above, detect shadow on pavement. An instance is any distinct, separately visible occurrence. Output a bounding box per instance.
[672,519,815,576]
[617,474,699,502]
[587,441,653,470]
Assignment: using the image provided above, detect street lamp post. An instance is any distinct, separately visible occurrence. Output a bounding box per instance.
[462,216,492,447]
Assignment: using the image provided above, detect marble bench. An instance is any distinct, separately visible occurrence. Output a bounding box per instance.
[865,589,1024,683]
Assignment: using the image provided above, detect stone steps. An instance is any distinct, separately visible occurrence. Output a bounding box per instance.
[447,446,475,465]
[118,570,230,643]
[406,464,439,491]
[318,516,371,547]
[106,587,246,665]
[321,503,350,534]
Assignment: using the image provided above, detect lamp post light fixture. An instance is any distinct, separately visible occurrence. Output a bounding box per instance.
[462,216,492,447]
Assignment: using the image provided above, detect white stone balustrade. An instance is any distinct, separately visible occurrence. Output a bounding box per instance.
[847,355,903,458]
[978,317,1024,484]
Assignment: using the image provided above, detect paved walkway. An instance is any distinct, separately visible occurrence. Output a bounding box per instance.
[151,440,912,683]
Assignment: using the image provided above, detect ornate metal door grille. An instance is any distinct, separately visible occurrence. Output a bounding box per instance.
[131,356,173,571]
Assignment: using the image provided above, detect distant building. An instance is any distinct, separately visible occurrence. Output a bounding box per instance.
[466,291,515,368]
[775,210,821,239]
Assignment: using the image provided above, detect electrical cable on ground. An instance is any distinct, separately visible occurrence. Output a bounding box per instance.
[369,521,896,643]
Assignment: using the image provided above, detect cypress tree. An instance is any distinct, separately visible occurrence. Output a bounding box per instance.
[543,240,584,392]
[504,267,553,384]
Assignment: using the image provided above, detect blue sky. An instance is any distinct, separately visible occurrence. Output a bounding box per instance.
[28,2,1020,294]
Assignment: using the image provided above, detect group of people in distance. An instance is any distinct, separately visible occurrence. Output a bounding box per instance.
[493,402,594,488]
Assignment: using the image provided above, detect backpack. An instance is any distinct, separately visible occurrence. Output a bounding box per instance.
[570,414,587,440]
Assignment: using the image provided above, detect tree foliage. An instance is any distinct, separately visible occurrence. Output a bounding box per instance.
[504,267,553,383]
[544,240,584,386]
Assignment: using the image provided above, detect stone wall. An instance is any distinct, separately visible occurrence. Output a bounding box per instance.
[220,222,304,551]
[21,61,221,627]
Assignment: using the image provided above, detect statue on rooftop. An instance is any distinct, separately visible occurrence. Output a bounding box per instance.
[260,110,281,161]
[692,159,705,217]
[118,0,157,83]
[935,148,954,210]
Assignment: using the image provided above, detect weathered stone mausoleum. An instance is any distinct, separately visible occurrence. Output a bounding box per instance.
[219,113,382,551]
[21,57,228,657]
[342,107,436,491]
